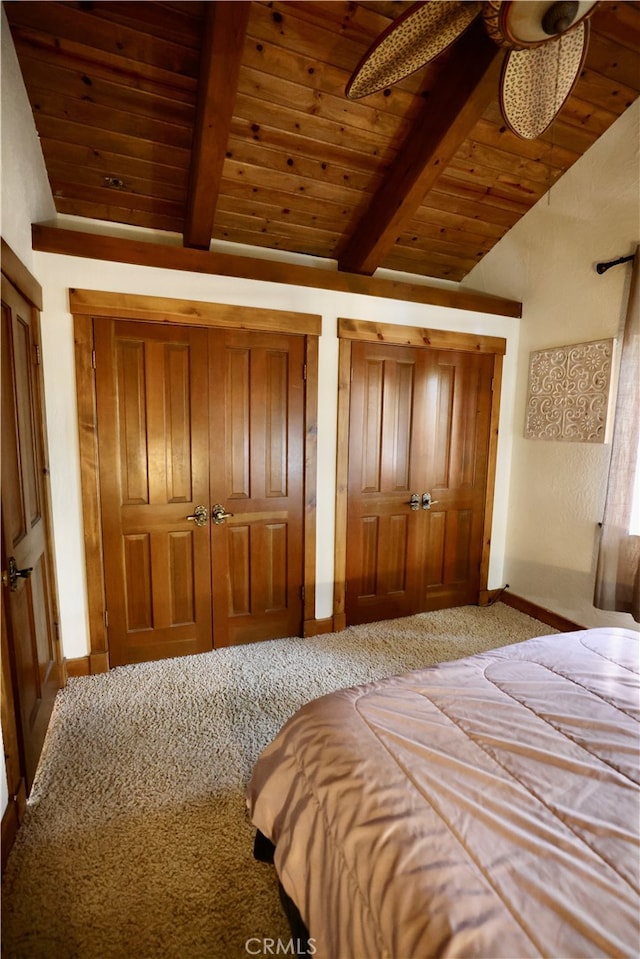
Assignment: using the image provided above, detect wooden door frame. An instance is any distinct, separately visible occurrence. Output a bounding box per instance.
[71,289,321,673]
[1,238,63,868]
[333,318,506,632]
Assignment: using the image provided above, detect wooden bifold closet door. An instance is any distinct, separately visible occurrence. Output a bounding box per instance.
[94,319,304,666]
[346,340,494,626]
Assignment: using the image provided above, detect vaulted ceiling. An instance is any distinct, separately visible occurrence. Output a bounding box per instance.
[5,0,640,283]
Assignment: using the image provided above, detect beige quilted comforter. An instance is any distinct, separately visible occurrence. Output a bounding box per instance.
[247,627,640,958]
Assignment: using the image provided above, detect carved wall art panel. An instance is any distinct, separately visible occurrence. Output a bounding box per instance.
[524,338,613,442]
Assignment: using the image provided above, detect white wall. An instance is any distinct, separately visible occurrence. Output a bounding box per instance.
[464,100,640,630]
[34,250,519,660]
[1,8,56,266]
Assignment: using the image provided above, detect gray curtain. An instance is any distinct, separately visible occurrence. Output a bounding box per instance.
[594,246,640,622]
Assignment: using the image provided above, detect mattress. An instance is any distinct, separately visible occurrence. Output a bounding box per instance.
[246,627,640,958]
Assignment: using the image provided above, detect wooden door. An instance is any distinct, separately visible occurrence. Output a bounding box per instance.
[421,349,494,609]
[95,321,305,664]
[95,320,213,666]
[209,330,304,647]
[346,341,493,625]
[345,343,428,623]
[1,276,60,789]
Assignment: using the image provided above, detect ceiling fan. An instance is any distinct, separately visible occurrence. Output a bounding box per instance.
[346,1,599,139]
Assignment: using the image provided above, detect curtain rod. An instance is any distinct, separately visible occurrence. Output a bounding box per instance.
[595,254,635,274]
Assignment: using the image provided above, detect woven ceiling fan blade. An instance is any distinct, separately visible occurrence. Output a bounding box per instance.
[346,1,482,100]
[500,22,589,139]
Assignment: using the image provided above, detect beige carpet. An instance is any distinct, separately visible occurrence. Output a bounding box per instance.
[2,603,559,958]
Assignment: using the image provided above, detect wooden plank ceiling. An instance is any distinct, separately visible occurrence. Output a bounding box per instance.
[5,0,640,282]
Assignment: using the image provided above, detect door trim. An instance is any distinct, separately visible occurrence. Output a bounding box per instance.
[69,288,322,335]
[333,318,506,631]
[1,239,43,311]
[73,290,321,670]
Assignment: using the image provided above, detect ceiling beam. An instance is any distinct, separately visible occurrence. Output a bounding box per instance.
[338,19,504,276]
[31,225,522,318]
[183,1,251,250]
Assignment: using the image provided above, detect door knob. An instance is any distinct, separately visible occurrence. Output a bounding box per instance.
[1,557,33,592]
[186,505,208,527]
[408,493,420,511]
[212,504,235,525]
[422,492,440,510]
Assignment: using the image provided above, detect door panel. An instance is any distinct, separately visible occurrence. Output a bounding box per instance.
[210,330,304,647]
[423,350,493,609]
[346,341,494,625]
[96,320,212,666]
[1,278,59,789]
[346,344,426,623]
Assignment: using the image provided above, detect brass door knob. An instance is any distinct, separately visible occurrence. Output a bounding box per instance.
[186,505,209,527]
[212,504,235,525]
[2,557,33,591]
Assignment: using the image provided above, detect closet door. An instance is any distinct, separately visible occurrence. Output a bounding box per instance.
[209,329,305,647]
[421,349,494,610]
[345,343,428,624]
[95,320,213,666]
[95,320,305,664]
[346,341,493,626]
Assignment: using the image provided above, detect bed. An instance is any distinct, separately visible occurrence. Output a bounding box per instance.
[246,627,640,958]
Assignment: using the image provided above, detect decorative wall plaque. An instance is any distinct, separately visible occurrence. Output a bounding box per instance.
[524,338,613,442]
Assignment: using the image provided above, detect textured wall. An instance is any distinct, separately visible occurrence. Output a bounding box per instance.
[465,100,640,628]
[1,8,55,266]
